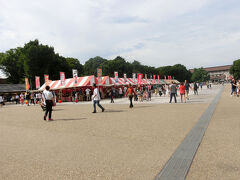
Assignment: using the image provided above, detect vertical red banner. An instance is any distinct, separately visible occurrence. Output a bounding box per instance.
[164,75,166,80]
[25,78,30,91]
[35,76,40,89]
[44,75,49,86]
[158,75,160,84]
[153,75,156,83]
[137,73,143,87]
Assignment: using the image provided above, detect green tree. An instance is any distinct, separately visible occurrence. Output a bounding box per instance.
[191,68,209,82]
[230,59,240,79]
[84,56,107,76]
[0,48,25,83]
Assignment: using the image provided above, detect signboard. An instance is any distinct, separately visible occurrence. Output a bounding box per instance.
[72,69,78,84]
[44,75,49,86]
[35,76,40,89]
[60,72,65,86]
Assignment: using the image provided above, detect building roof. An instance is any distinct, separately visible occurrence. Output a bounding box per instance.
[190,65,231,73]
[0,84,25,93]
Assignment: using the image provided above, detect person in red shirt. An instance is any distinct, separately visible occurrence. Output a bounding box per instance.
[126,84,136,108]
[179,82,186,103]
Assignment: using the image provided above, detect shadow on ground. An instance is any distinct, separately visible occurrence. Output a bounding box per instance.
[54,118,87,121]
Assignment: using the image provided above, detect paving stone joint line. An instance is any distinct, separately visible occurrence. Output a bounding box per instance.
[155,87,224,180]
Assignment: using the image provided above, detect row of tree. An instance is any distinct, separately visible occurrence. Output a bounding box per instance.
[0,39,210,88]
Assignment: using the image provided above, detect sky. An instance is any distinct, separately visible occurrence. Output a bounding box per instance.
[0,0,240,69]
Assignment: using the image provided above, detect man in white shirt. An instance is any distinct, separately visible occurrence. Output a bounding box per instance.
[42,86,54,121]
[85,88,91,101]
[92,84,104,113]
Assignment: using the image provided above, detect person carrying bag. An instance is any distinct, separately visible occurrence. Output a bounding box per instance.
[42,86,55,121]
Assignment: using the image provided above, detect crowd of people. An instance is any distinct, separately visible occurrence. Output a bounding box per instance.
[0,80,205,110]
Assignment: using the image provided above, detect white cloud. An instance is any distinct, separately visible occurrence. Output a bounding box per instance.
[0,0,239,68]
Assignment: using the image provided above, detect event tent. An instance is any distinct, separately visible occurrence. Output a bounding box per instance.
[39,75,96,91]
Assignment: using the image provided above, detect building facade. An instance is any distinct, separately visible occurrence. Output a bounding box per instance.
[190,65,231,82]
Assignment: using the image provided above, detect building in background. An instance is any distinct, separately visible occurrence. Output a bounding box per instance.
[190,65,231,83]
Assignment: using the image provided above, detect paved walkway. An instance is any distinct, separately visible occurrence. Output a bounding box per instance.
[0,85,238,180]
[186,85,240,180]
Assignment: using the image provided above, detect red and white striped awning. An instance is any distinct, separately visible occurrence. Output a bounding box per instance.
[39,75,96,90]
[97,76,112,86]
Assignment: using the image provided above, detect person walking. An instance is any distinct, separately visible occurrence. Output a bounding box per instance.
[30,92,35,105]
[26,92,30,106]
[169,81,177,103]
[110,86,115,103]
[85,88,91,101]
[231,79,237,96]
[179,82,186,103]
[194,82,198,95]
[20,93,25,105]
[126,84,135,108]
[92,84,104,113]
[42,86,54,121]
[184,80,191,100]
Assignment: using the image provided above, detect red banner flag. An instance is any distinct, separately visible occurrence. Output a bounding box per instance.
[137,73,143,87]
[153,75,156,83]
[158,75,160,83]
[25,78,30,91]
[173,76,174,80]
[35,76,40,89]
[44,75,49,86]
[170,76,172,80]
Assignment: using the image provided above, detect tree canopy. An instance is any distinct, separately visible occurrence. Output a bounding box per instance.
[230,59,240,80]
[191,68,210,82]
[0,39,194,89]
